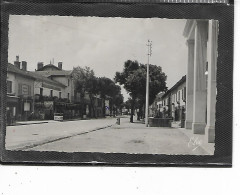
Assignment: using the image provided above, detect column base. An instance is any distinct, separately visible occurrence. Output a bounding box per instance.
[205,125,215,143]
[185,121,193,129]
[192,122,206,134]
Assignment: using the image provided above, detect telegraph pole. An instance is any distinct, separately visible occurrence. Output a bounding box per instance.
[145,40,152,127]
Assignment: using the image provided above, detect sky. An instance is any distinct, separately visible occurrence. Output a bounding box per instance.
[8,15,188,101]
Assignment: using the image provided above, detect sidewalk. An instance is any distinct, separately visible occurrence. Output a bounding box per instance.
[178,128,215,155]
[5,117,117,151]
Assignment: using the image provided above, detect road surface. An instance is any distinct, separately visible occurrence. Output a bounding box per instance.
[6,117,213,155]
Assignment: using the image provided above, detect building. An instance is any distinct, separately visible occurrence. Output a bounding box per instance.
[183,20,218,143]
[149,92,164,118]
[160,76,186,122]
[34,62,75,102]
[6,59,35,124]
[33,61,105,119]
[32,62,83,119]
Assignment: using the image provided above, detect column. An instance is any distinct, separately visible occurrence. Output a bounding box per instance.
[192,21,208,134]
[185,39,195,129]
[205,20,218,143]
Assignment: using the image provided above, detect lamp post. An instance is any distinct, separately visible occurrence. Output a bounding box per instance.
[145,40,152,127]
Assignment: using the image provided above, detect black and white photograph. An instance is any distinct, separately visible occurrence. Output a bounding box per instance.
[0,1,237,195]
[4,15,218,155]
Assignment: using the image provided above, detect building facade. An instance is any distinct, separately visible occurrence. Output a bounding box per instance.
[183,20,218,143]
[34,62,75,102]
[160,76,186,122]
[7,61,35,124]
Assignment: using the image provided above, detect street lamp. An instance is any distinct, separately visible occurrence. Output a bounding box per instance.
[145,40,152,127]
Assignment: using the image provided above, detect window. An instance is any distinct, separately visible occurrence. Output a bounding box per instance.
[59,92,61,98]
[50,90,53,97]
[40,88,43,96]
[68,79,70,86]
[178,91,180,101]
[7,81,12,93]
[68,93,70,100]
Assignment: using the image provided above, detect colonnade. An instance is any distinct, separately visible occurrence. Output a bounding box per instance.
[184,20,218,143]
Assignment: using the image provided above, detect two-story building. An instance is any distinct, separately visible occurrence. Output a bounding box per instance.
[7,60,35,124]
[34,62,75,102]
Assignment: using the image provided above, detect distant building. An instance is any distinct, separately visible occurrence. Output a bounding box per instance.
[34,62,75,102]
[160,76,186,122]
[33,61,105,119]
[149,92,164,118]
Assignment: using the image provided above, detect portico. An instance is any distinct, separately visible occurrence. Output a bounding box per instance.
[183,20,218,143]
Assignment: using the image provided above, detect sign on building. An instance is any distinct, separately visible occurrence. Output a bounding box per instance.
[24,102,30,111]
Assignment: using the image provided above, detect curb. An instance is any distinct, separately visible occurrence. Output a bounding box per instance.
[14,122,49,126]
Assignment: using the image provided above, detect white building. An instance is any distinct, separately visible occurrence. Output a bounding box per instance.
[183,20,218,143]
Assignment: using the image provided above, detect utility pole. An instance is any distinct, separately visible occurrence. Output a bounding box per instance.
[145,40,152,127]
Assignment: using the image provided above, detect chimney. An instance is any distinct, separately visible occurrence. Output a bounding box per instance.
[14,55,20,69]
[37,62,44,70]
[22,61,27,71]
[58,62,62,70]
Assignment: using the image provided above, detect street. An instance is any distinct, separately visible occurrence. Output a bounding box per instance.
[6,117,212,155]
[5,117,116,151]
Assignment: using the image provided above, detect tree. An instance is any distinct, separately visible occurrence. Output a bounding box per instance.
[115,60,167,123]
[97,77,123,116]
[72,66,98,118]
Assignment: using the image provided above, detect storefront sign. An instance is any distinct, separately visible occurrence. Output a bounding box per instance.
[24,102,30,111]
[22,84,29,95]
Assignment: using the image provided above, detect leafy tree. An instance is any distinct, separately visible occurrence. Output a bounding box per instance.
[115,60,167,123]
[72,66,98,118]
[97,77,123,116]
[73,68,124,118]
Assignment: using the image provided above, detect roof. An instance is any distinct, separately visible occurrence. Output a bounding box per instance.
[35,70,73,77]
[28,72,66,88]
[7,63,35,80]
[8,63,66,88]
[37,64,61,71]
[162,75,186,99]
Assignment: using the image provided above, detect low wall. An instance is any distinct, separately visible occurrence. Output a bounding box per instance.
[149,117,173,127]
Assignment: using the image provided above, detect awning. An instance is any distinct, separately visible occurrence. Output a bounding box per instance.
[7,95,19,103]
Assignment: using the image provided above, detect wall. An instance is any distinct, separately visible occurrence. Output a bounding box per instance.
[52,76,74,102]
[6,72,16,94]
[15,74,34,97]
[34,81,65,98]
[171,82,186,107]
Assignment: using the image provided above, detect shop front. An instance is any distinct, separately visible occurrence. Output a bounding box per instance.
[6,95,19,125]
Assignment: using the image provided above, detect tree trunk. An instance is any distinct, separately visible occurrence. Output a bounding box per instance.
[80,93,85,118]
[102,97,106,117]
[89,94,96,118]
[130,97,135,123]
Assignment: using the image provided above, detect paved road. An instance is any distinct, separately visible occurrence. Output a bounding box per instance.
[18,117,210,155]
[5,117,117,150]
